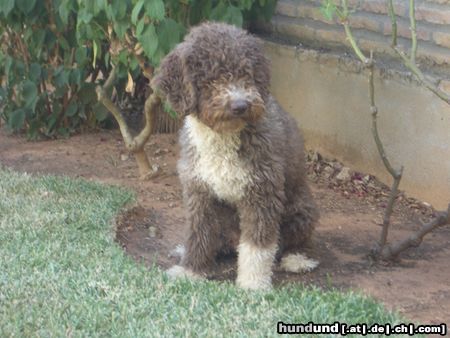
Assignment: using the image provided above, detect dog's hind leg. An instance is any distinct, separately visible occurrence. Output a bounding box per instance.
[278,187,320,273]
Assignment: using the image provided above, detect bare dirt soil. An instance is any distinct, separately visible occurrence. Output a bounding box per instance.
[1,128,449,325]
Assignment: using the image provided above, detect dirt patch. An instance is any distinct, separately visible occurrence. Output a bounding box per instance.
[1,128,449,325]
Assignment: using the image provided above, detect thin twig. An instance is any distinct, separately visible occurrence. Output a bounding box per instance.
[341,0,370,64]
[386,0,397,47]
[392,47,450,104]
[409,0,417,64]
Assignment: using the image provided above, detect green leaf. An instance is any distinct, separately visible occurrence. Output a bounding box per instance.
[16,0,36,14]
[4,56,13,80]
[29,63,41,83]
[138,24,158,59]
[136,17,145,36]
[145,0,165,21]
[78,8,94,24]
[54,68,69,88]
[21,81,38,109]
[75,47,88,65]
[111,0,127,20]
[131,0,144,24]
[8,108,26,130]
[113,20,129,39]
[69,69,82,86]
[94,0,106,14]
[157,18,184,54]
[58,36,70,51]
[104,52,110,67]
[225,5,243,27]
[210,1,227,21]
[163,101,177,119]
[238,0,253,10]
[65,102,78,117]
[93,102,109,121]
[47,113,58,131]
[117,49,129,65]
[320,0,337,21]
[0,0,15,16]
[59,0,71,25]
[77,83,96,104]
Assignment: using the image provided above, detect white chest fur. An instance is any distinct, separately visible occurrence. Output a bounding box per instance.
[184,116,252,203]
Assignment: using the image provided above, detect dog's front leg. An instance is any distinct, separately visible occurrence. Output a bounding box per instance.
[167,180,221,279]
[236,195,283,290]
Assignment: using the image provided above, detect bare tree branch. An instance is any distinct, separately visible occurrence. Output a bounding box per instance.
[96,68,135,151]
[380,204,450,259]
[366,52,404,252]
[335,0,450,260]
[96,66,161,179]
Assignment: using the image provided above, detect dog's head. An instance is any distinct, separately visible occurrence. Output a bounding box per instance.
[152,22,270,133]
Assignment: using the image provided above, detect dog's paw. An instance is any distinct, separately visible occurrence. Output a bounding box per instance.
[280,253,319,273]
[166,265,202,280]
[168,244,186,260]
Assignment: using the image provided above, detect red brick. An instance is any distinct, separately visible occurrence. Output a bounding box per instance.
[360,0,408,17]
[271,16,317,42]
[438,79,450,95]
[425,0,449,4]
[382,19,431,42]
[416,5,450,25]
[433,31,450,49]
[315,27,347,44]
[348,13,382,33]
[275,1,298,18]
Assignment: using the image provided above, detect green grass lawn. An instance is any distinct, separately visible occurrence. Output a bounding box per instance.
[0,168,407,337]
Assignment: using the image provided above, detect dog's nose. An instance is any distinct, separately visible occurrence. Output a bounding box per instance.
[230,99,248,116]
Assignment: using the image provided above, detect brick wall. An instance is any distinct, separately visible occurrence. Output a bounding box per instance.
[267,0,450,67]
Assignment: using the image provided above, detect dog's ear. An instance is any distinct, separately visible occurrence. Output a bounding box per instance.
[151,45,197,116]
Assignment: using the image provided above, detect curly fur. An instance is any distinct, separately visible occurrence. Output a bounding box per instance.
[152,22,319,289]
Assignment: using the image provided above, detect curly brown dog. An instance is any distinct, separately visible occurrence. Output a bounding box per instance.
[152,22,319,289]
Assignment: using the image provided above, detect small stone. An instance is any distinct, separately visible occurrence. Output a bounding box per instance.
[322,166,334,178]
[152,164,161,173]
[373,218,383,226]
[154,148,169,156]
[148,226,157,238]
[336,167,351,181]
[168,202,176,208]
[332,161,343,171]
[311,152,321,163]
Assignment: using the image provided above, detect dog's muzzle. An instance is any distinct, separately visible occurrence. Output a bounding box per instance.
[230,99,249,116]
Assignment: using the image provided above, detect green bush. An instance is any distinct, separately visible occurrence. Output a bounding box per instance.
[0,0,277,139]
